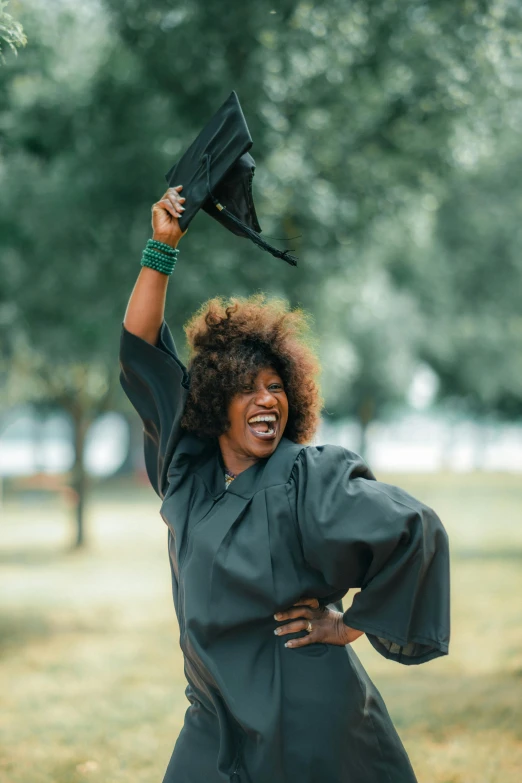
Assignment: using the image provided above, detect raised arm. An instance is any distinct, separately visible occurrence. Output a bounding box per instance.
[123,185,186,344]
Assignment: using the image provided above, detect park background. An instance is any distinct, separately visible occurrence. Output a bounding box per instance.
[1,1,522,781]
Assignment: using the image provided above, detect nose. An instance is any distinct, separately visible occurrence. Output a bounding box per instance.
[254,386,277,407]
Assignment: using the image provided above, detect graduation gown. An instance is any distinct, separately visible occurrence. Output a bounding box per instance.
[119,321,450,783]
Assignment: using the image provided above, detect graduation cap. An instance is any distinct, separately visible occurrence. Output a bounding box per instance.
[164,91,297,266]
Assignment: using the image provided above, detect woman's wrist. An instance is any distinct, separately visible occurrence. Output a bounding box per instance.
[336,613,364,645]
[152,233,179,249]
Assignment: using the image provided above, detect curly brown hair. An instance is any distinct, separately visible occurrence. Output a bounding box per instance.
[181,294,323,444]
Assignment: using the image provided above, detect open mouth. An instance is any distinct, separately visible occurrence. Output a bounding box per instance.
[247,413,278,440]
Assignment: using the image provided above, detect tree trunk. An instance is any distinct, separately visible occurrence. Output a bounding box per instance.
[357,397,375,460]
[71,406,89,549]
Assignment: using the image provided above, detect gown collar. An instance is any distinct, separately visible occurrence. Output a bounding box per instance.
[195,437,304,500]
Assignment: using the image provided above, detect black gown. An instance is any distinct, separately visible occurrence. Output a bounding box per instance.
[119,321,450,783]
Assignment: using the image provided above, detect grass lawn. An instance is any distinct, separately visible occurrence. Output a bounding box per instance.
[1,472,521,782]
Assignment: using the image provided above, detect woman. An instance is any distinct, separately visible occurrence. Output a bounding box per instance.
[120,186,450,783]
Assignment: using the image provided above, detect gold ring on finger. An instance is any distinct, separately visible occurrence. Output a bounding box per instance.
[306,621,313,633]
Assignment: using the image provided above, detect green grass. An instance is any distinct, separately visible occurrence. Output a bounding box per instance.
[1,473,521,782]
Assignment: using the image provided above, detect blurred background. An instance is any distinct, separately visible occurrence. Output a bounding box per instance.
[1,1,521,781]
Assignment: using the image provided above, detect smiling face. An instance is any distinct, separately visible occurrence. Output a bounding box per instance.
[218,366,289,471]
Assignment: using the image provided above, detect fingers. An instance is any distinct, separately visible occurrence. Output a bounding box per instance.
[161,185,185,202]
[156,186,186,218]
[274,606,314,623]
[155,199,180,219]
[293,597,320,609]
[165,191,186,217]
[165,199,184,218]
[160,185,184,196]
[274,619,311,638]
[284,634,314,649]
[274,597,320,622]
[275,620,317,649]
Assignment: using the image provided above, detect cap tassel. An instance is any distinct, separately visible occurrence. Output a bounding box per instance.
[203,154,298,267]
[218,206,298,266]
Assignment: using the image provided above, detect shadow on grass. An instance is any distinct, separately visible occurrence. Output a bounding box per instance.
[0,547,75,566]
[0,613,52,655]
[0,611,116,658]
[380,670,522,740]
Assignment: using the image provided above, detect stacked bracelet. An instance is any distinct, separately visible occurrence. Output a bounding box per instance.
[147,238,178,253]
[141,238,179,276]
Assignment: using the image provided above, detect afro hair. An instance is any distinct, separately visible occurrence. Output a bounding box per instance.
[181,294,323,444]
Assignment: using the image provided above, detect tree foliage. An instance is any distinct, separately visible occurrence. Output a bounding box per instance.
[0,0,26,61]
[1,0,522,539]
[391,132,522,418]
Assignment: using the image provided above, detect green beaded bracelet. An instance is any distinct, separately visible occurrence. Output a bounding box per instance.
[144,250,176,263]
[141,248,174,262]
[147,238,178,256]
[141,239,178,275]
[143,247,179,262]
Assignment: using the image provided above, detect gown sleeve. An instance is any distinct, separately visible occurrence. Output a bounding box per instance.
[293,445,450,665]
[119,321,190,499]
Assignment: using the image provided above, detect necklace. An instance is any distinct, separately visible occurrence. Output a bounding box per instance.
[224,465,237,490]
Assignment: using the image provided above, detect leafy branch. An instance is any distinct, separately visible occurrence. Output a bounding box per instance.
[0,0,27,62]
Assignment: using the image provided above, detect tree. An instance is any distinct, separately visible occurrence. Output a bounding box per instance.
[317,259,423,454]
[100,0,522,442]
[0,2,117,545]
[391,132,522,419]
[0,0,26,61]
[2,0,522,542]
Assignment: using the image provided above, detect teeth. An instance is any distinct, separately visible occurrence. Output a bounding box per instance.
[248,414,277,424]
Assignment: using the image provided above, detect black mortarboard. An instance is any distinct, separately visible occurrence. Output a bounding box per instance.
[164,91,297,266]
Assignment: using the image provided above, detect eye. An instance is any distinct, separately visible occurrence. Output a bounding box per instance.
[269,383,284,391]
